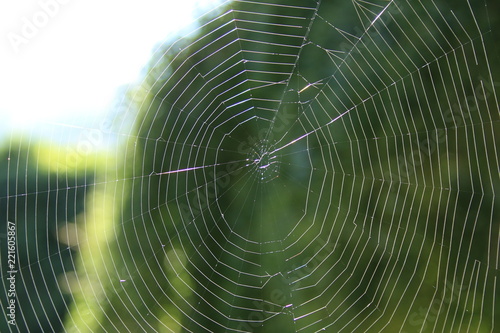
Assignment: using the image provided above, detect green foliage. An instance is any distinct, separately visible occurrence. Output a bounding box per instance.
[0,140,94,332]
[64,0,499,332]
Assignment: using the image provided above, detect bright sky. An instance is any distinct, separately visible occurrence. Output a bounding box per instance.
[0,0,223,136]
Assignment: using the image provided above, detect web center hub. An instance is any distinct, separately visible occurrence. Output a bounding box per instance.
[250,147,280,183]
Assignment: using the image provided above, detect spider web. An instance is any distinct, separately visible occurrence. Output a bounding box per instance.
[1,0,499,332]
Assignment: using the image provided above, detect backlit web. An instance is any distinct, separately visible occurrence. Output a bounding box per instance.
[2,0,499,332]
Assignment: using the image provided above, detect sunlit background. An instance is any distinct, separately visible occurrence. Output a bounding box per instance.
[0,0,223,140]
[0,1,498,332]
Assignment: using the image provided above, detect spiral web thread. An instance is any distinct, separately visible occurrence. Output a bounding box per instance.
[2,0,499,332]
